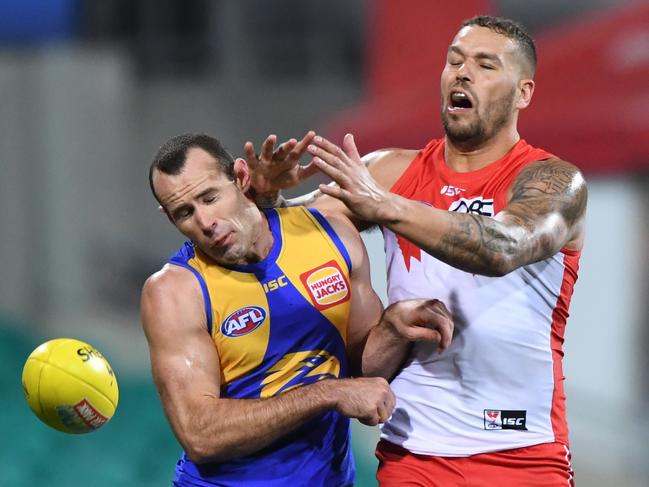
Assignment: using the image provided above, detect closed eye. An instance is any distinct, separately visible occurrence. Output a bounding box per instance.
[172,206,193,221]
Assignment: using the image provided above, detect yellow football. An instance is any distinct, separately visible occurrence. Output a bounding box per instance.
[22,338,119,434]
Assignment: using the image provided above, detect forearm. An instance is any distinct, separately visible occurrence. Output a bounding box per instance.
[362,321,412,381]
[382,194,529,276]
[175,380,337,463]
[362,299,454,380]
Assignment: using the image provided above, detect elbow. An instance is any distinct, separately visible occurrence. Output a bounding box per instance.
[479,252,518,277]
[486,258,514,277]
[184,441,228,465]
[482,234,559,277]
[185,449,212,465]
[181,432,230,464]
[183,436,217,464]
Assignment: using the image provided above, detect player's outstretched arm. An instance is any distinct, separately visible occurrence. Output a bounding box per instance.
[310,134,588,276]
[141,265,394,464]
[244,133,415,230]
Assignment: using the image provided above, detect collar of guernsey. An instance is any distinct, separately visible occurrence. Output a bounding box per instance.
[168,207,352,336]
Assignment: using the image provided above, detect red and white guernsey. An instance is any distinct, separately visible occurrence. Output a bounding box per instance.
[381,138,580,456]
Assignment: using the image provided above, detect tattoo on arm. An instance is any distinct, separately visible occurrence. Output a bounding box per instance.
[436,213,518,276]
[434,159,586,275]
[507,159,587,228]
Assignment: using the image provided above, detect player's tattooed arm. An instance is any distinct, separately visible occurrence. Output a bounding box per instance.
[432,158,587,275]
[308,134,587,276]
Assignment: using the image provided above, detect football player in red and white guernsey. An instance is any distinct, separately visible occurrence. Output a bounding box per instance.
[246,15,587,487]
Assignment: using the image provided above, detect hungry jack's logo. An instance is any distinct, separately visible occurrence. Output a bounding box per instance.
[300,260,350,310]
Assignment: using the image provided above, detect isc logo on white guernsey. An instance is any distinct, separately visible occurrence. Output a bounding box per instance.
[300,260,350,310]
[484,409,527,430]
[221,306,267,337]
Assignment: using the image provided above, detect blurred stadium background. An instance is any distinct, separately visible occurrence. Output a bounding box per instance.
[1,0,647,485]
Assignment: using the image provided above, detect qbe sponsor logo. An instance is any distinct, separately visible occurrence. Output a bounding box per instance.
[221,306,267,337]
[300,260,350,310]
[449,197,494,216]
[484,409,527,430]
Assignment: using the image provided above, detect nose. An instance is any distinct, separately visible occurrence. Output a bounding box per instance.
[194,207,217,236]
[456,63,472,83]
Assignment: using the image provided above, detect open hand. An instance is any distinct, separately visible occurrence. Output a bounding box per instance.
[308,133,393,224]
[244,131,319,198]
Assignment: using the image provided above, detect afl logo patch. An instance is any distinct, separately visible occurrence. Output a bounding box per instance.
[300,260,350,310]
[221,306,267,337]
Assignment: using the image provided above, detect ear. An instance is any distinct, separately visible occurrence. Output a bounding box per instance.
[516,79,535,110]
[233,157,251,193]
[158,205,174,224]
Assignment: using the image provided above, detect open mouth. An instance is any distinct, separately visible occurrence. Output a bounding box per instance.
[448,91,474,111]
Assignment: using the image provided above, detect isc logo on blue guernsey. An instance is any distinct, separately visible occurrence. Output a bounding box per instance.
[221,306,267,337]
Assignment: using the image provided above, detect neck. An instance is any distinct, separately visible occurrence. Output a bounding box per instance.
[244,209,274,263]
[444,126,520,173]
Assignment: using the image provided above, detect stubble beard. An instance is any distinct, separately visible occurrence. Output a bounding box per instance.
[440,87,516,151]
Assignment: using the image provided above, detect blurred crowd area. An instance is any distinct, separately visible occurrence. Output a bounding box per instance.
[1,1,647,486]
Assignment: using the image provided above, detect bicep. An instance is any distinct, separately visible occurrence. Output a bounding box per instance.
[498,158,587,255]
[347,258,384,373]
[141,269,222,435]
[322,214,384,370]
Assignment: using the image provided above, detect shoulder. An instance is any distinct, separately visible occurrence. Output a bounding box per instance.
[142,263,201,299]
[141,264,206,332]
[509,157,587,202]
[314,210,365,271]
[364,148,419,189]
[505,157,588,248]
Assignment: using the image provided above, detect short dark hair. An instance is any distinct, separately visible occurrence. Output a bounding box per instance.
[149,133,235,204]
[462,15,537,76]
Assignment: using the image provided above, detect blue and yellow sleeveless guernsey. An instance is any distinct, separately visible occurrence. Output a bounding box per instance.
[168,207,355,487]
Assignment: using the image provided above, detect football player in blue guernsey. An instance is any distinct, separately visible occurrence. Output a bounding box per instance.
[141,133,454,487]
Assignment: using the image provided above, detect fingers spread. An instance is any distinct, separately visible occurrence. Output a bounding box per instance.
[342,133,361,161]
[312,135,347,161]
[244,141,257,166]
[296,161,320,184]
[260,134,277,162]
[313,156,345,180]
[291,131,316,159]
[275,139,297,161]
